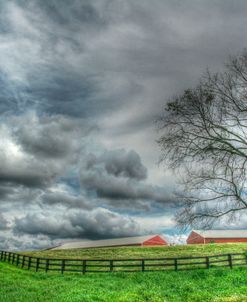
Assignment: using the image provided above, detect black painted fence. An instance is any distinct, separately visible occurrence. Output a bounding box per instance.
[0,250,247,274]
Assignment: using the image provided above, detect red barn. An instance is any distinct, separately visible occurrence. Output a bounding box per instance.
[49,234,168,250]
[187,230,247,244]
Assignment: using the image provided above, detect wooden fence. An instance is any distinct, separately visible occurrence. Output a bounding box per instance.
[0,250,246,274]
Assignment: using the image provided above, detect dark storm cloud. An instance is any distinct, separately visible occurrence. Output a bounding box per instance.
[0,184,15,200]
[0,233,54,251]
[41,191,92,210]
[37,0,107,29]
[0,184,41,206]
[0,112,89,189]
[14,208,143,239]
[0,174,47,188]
[0,0,121,117]
[2,0,247,123]
[67,208,142,239]
[1,0,247,249]
[14,213,76,238]
[15,114,85,159]
[85,149,147,180]
[0,214,8,230]
[80,149,176,205]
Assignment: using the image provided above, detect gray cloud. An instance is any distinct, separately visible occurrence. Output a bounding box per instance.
[41,191,92,210]
[0,184,16,200]
[85,149,147,180]
[14,208,143,240]
[14,213,76,238]
[0,214,8,230]
[0,232,54,251]
[1,0,247,249]
[2,0,247,123]
[80,148,176,205]
[0,185,41,207]
[0,112,89,188]
[15,115,85,159]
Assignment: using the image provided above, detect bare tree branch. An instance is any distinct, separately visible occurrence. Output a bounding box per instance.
[157,51,247,228]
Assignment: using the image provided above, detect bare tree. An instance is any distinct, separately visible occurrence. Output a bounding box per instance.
[157,51,247,229]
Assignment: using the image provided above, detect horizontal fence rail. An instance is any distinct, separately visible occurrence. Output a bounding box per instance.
[0,250,246,274]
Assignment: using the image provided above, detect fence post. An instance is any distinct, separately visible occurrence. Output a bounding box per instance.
[206,256,210,269]
[8,252,11,262]
[110,260,114,272]
[36,258,40,272]
[141,260,145,272]
[61,260,65,274]
[28,257,32,270]
[0,251,3,261]
[12,254,15,264]
[174,259,178,271]
[16,255,20,266]
[228,254,233,269]
[82,260,86,274]
[22,256,26,268]
[45,259,49,273]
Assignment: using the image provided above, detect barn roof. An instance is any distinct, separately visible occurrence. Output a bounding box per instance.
[50,234,166,250]
[193,229,247,239]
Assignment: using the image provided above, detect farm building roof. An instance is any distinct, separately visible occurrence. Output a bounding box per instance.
[193,230,247,238]
[50,234,166,250]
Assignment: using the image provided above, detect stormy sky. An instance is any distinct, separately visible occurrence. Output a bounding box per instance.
[1,0,247,250]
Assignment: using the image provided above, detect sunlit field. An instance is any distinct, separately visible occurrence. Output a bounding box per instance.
[25,242,247,259]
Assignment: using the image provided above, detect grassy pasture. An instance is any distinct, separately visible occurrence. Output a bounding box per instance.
[1,243,247,302]
[1,262,247,302]
[24,242,247,259]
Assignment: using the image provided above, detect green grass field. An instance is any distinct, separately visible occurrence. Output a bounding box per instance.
[1,262,247,302]
[23,242,247,259]
[1,243,247,302]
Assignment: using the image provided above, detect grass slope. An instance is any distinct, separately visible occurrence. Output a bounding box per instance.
[0,262,247,302]
[25,243,247,259]
[2,244,247,302]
